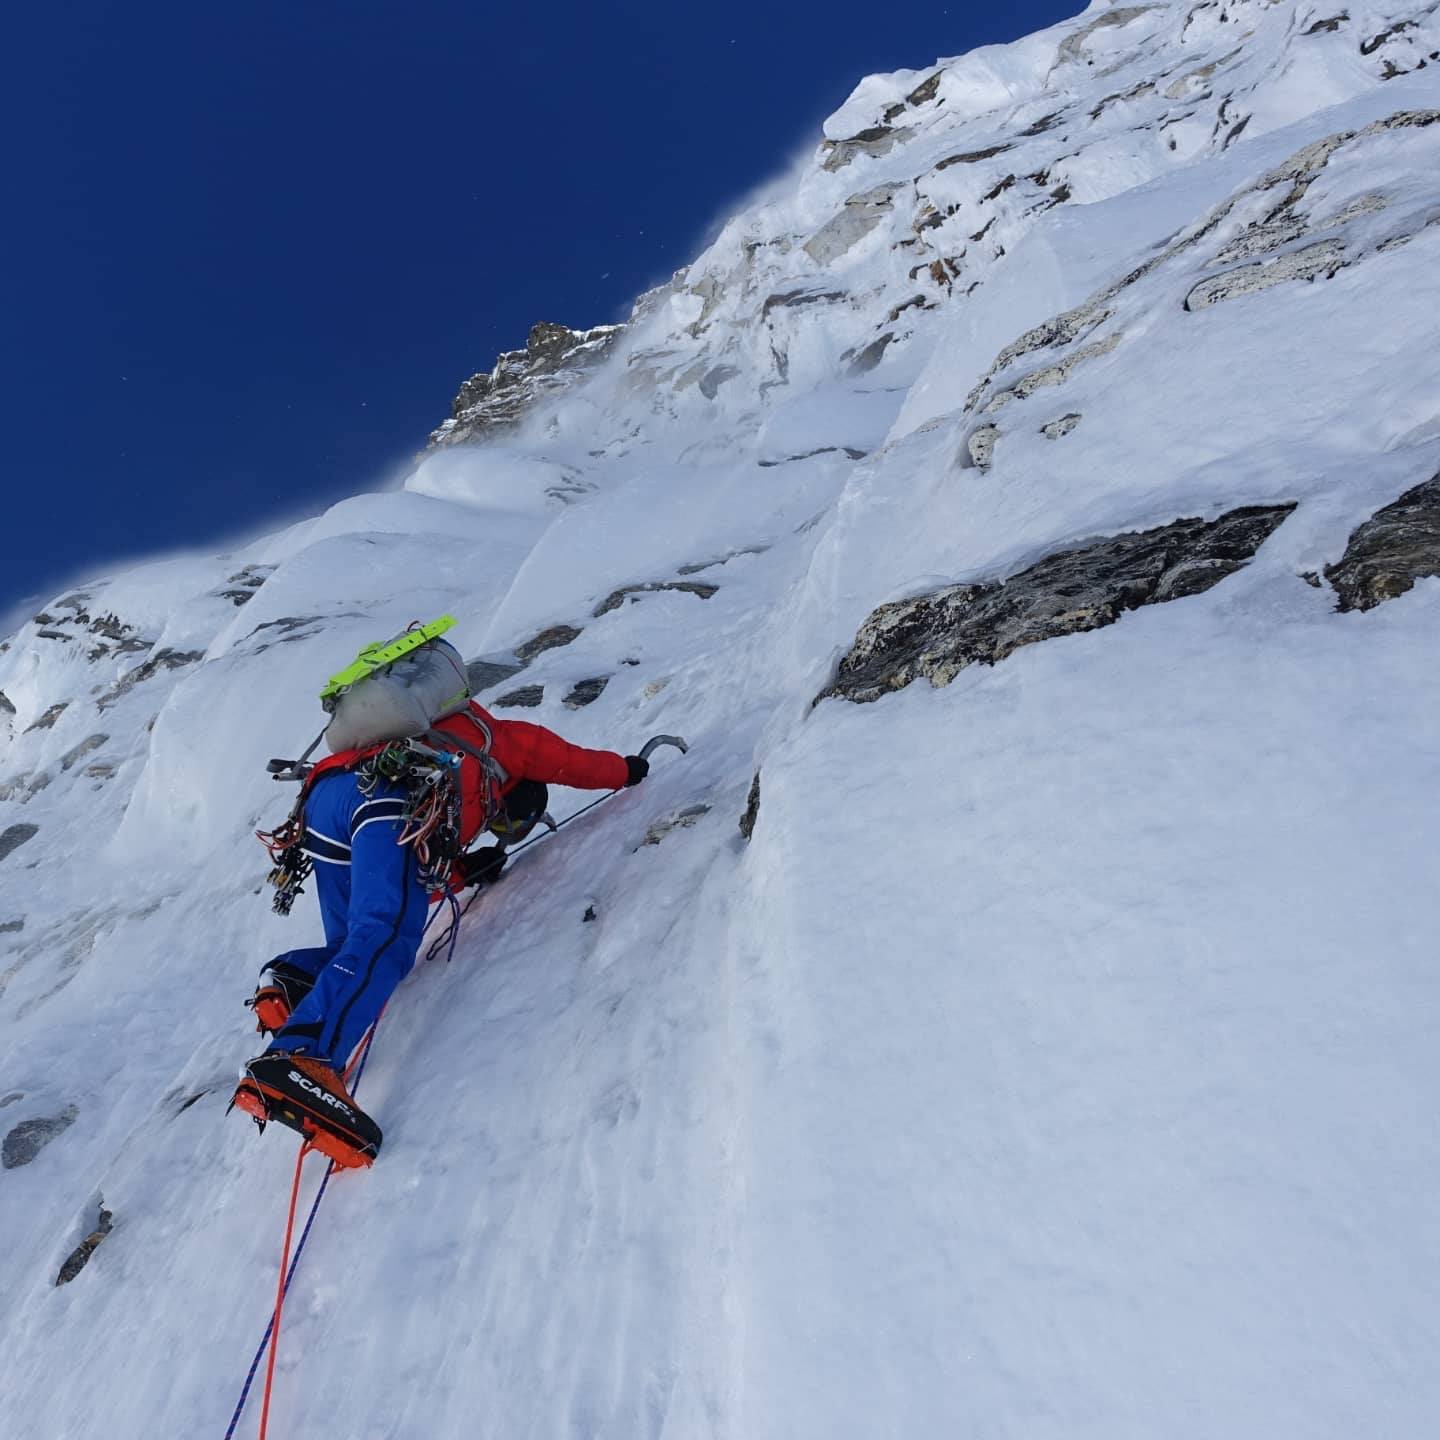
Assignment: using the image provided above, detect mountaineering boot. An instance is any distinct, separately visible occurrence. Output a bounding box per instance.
[231,1053,382,1169]
[244,960,317,1036]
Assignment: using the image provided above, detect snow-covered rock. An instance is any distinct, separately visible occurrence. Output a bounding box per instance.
[4,4,1440,1436]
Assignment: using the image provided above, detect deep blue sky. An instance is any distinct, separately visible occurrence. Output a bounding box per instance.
[1,0,1077,623]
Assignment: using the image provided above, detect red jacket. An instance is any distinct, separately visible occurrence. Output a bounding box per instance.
[431,701,628,843]
[311,701,627,847]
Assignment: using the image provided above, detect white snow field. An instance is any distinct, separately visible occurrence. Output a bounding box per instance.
[4,3,1440,1436]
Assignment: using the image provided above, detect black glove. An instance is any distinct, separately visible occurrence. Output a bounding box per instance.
[459,846,507,889]
[624,754,649,787]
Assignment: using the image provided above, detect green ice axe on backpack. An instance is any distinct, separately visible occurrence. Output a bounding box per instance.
[319,614,458,705]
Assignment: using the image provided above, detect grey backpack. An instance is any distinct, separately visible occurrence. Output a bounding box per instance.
[320,616,471,754]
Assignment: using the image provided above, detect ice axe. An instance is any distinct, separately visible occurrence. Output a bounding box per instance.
[499,733,688,858]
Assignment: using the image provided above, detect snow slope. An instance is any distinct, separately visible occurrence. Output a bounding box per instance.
[4,4,1440,1436]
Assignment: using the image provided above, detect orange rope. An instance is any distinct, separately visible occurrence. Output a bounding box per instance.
[257,1139,313,1439]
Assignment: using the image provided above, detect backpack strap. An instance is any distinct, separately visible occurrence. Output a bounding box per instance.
[424,712,511,787]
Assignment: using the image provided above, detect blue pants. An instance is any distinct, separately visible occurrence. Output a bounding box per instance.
[267,772,431,1067]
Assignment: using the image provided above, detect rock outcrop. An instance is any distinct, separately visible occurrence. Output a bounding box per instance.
[3,1105,78,1168]
[594,580,718,618]
[821,503,1295,704]
[562,678,609,709]
[56,1204,113,1286]
[0,824,39,863]
[1326,474,1440,611]
[429,322,624,448]
[495,685,544,709]
[739,772,761,841]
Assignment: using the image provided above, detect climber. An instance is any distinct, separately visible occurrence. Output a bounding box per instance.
[231,697,649,1167]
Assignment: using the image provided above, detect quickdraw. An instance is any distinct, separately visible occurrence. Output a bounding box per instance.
[256,814,313,917]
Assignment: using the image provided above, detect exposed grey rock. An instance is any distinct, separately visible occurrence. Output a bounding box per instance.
[699,365,741,400]
[495,685,544,709]
[465,657,525,693]
[1213,218,1309,265]
[758,447,868,468]
[1221,114,1252,150]
[962,115,1438,422]
[847,333,895,376]
[987,331,1123,411]
[0,824,40,863]
[56,1204,113,1286]
[761,289,846,317]
[739,772,761,841]
[821,124,916,173]
[1091,80,1156,120]
[888,293,931,322]
[25,702,68,733]
[98,648,205,709]
[1041,413,1083,439]
[515,624,584,664]
[0,771,52,804]
[1058,5,1159,64]
[0,1090,22,1105]
[905,71,942,107]
[60,734,108,771]
[967,425,1000,471]
[821,503,1296,704]
[640,805,712,847]
[935,143,1014,170]
[1362,20,1416,55]
[241,612,373,657]
[804,186,898,264]
[432,321,624,448]
[0,690,13,716]
[563,678,610,709]
[29,599,151,660]
[88,612,134,644]
[880,71,945,123]
[677,546,769,576]
[84,762,117,780]
[965,304,1112,412]
[216,567,272,605]
[226,564,273,587]
[0,919,22,934]
[3,1104,78,1168]
[593,581,718,618]
[1185,238,1346,309]
[1325,474,1440,611]
[247,615,321,642]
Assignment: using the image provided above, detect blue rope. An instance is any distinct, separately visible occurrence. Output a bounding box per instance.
[221,1031,380,1439]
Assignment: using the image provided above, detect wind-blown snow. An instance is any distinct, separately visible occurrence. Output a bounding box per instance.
[4,3,1440,1436]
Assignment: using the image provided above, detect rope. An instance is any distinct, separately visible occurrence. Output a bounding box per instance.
[423,890,464,965]
[418,788,620,964]
[256,1139,309,1439]
[502,789,618,859]
[221,1025,381,1440]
